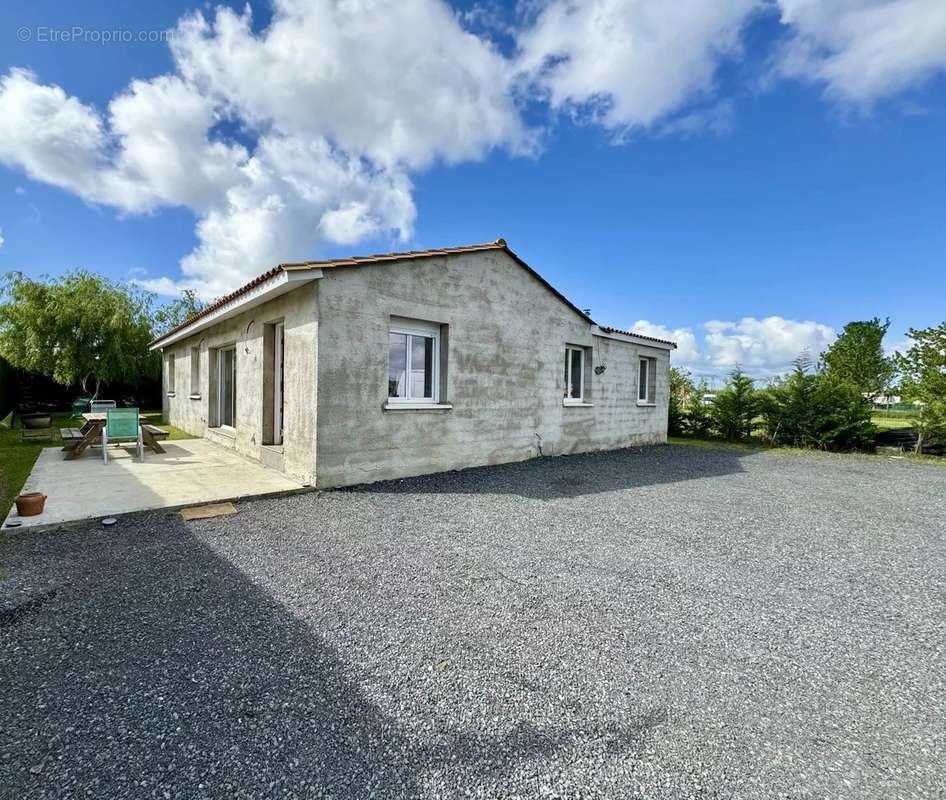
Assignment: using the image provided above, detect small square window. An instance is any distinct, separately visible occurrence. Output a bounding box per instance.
[388,320,439,403]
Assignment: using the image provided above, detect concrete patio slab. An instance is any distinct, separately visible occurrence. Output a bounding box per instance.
[3,439,305,530]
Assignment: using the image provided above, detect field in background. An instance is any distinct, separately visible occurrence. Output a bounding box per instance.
[872,408,918,430]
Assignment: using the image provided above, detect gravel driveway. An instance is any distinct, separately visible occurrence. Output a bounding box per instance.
[2,444,944,799]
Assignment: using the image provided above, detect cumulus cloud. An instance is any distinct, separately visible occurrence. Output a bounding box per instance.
[773,0,946,105]
[1,0,944,299]
[171,0,532,170]
[631,316,837,378]
[0,0,526,299]
[515,0,763,131]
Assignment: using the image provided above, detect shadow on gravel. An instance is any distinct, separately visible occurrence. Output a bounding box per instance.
[351,444,750,500]
[0,520,662,798]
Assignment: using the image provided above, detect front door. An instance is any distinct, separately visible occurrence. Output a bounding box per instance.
[273,322,284,445]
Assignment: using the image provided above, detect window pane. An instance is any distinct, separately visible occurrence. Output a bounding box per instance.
[411,335,433,398]
[564,350,570,397]
[639,359,648,401]
[648,358,657,404]
[388,333,407,397]
[569,348,583,399]
[221,349,236,426]
[229,350,237,425]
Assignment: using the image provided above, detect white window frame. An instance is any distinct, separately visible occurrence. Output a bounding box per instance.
[189,346,201,399]
[387,319,440,405]
[166,353,175,395]
[217,345,237,430]
[638,356,656,406]
[564,346,585,402]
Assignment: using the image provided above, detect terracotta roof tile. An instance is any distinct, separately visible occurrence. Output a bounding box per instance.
[150,241,517,347]
[151,239,673,349]
[598,325,677,348]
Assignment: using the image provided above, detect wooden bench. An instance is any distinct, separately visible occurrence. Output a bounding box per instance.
[141,424,169,441]
[59,427,85,442]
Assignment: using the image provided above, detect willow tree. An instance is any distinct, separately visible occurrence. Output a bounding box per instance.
[0,271,158,398]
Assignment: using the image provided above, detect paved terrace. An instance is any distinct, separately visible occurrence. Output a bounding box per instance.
[3,439,304,530]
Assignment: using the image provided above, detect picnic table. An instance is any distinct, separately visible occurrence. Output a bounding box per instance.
[61,412,168,460]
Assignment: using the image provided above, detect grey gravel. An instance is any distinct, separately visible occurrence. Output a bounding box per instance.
[1,444,944,799]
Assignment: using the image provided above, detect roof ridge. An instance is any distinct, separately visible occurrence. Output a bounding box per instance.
[278,239,506,269]
[150,240,510,346]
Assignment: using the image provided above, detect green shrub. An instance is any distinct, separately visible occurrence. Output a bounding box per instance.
[710,368,757,441]
[684,379,715,438]
[759,358,874,451]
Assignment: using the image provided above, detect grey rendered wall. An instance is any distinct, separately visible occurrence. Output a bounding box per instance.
[314,250,669,488]
[161,285,319,484]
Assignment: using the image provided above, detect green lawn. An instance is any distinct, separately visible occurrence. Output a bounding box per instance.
[667,435,763,451]
[0,411,192,521]
[872,412,917,430]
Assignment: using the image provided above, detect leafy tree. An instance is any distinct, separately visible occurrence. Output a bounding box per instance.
[668,366,693,436]
[896,322,946,451]
[0,271,158,397]
[152,289,205,337]
[821,317,895,400]
[710,367,757,441]
[759,354,874,451]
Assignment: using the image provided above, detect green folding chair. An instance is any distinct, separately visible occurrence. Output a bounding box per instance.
[103,408,143,464]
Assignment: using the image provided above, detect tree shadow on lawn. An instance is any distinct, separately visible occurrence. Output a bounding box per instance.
[0,520,664,798]
[350,443,751,501]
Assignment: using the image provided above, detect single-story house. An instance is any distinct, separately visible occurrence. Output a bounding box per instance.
[150,239,676,488]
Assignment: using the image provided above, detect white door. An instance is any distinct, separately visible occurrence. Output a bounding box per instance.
[273,323,284,445]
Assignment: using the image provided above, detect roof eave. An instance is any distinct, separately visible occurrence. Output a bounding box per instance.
[149,267,323,350]
[594,325,677,350]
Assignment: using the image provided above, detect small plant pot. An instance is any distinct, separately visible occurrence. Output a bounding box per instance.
[15,492,47,517]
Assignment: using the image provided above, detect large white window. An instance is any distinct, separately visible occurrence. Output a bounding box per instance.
[564,346,585,401]
[388,320,439,404]
[218,346,237,427]
[638,357,656,405]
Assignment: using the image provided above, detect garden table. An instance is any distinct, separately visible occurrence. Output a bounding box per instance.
[62,412,166,460]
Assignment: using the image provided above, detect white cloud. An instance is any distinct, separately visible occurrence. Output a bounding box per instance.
[172,0,532,170]
[1,0,945,300]
[630,320,702,364]
[631,316,837,378]
[0,69,112,204]
[515,0,762,131]
[773,0,946,105]
[0,227,4,249]
[0,0,528,299]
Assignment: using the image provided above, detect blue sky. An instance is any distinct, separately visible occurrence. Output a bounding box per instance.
[1,0,944,378]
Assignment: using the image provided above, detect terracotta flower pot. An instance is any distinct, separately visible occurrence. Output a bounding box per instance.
[15,492,47,517]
